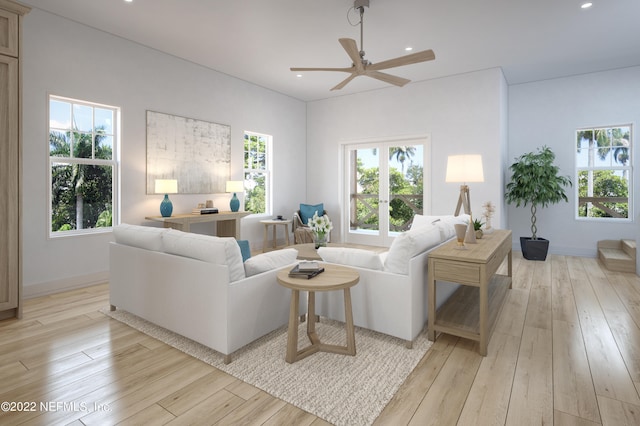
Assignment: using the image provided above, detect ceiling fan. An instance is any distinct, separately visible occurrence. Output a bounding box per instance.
[290,0,435,91]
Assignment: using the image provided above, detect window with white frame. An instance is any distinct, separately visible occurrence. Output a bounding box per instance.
[48,95,119,236]
[576,125,632,220]
[243,131,272,215]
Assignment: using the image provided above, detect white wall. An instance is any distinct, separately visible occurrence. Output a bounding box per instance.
[21,10,307,296]
[20,10,639,295]
[306,68,508,241]
[508,66,640,257]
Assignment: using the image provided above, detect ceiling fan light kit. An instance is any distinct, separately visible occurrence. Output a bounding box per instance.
[290,0,435,91]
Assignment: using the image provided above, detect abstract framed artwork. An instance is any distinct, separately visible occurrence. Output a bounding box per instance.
[146,110,231,194]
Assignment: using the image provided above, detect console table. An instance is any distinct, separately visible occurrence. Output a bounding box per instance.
[427,229,512,355]
[145,211,250,239]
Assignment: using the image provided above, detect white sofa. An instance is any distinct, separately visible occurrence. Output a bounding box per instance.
[315,215,468,347]
[109,224,302,363]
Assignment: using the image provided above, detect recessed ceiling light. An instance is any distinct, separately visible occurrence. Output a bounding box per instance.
[124,0,133,3]
[581,2,593,9]
[405,47,413,52]
[296,74,302,78]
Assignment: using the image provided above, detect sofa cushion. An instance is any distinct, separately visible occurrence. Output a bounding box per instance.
[113,223,166,251]
[244,248,298,277]
[317,247,383,270]
[384,224,443,274]
[237,240,252,262]
[162,230,246,282]
[412,214,470,241]
[300,203,323,225]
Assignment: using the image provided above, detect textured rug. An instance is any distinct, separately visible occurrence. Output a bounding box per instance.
[103,308,432,425]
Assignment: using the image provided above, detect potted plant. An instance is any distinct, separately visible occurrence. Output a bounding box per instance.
[473,218,484,239]
[504,146,572,261]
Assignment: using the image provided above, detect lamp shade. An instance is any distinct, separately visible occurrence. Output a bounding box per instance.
[226,181,244,193]
[445,155,484,183]
[154,179,178,194]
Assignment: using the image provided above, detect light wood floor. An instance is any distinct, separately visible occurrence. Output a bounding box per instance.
[1,252,640,425]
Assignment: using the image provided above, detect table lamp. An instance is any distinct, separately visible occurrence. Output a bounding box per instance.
[155,179,178,217]
[226,181,244,212]
[445,155,484,243]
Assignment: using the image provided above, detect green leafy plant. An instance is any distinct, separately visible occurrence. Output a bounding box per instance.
[504,146,572,239]
[473,218,484,231]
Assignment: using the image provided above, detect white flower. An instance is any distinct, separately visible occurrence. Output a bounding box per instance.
[482,201,495,218]
[308,212,333,237]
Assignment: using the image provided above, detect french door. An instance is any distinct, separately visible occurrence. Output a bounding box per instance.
[343,137,428,247]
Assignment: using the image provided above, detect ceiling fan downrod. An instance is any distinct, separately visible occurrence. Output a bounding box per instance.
[356,1,369,65]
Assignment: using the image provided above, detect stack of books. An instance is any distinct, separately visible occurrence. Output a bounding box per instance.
[191,208,219,215]
[288,261,324,279]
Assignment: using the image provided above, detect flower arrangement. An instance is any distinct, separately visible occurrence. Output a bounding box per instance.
[308,212,333,248]
[481,201,496,231]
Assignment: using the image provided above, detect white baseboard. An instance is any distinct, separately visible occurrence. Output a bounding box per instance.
[23,271,109,299]
[511,244,597,258]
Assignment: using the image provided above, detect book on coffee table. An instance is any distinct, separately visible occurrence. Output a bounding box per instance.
[288,264,325,279]
[297,260,320,271]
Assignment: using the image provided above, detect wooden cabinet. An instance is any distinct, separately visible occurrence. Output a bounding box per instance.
[0,0,29,320]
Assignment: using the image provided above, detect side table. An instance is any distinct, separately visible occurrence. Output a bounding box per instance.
[277,264,360,363]
[261,219,292,252]
[427,229,512,355]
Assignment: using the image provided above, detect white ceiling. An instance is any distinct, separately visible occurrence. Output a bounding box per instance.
[20,0,640,102]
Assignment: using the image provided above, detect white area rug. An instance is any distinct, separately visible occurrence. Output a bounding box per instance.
[103,309,432,425]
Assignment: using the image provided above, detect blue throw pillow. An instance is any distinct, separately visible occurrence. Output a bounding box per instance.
[300,203,323,225]
[236,240,251,262]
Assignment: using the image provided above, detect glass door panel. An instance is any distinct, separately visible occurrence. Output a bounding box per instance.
[347,146,382,245]
[388,144,424,234]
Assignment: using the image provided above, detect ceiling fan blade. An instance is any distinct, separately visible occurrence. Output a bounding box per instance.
[367,49,435,71]
[338,38,364,72]
[290,66,354,73]
[330,73,358,91]
[365,70,411,87]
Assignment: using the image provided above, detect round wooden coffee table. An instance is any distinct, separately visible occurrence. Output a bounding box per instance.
[277,263,360,363]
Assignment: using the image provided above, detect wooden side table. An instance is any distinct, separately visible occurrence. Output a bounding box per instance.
[427,229,512,355]
[277,264,360,363]
[261,219,292,252]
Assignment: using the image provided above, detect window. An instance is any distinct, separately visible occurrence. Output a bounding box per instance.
[576,125,632,220]
[48,95,119,236]
[243,131,272,215]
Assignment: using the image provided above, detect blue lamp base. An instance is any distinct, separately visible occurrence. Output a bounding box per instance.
[160,194,173,217]
[229,193,240,212]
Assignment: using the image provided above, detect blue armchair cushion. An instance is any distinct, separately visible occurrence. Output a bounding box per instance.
[236,239,252,262]
[300,203,324,225]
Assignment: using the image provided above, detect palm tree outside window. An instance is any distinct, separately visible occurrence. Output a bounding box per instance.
[576,125,632,219]
[48,95,119,236]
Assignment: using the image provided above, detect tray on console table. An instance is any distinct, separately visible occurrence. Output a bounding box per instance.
[427,229,512,355]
